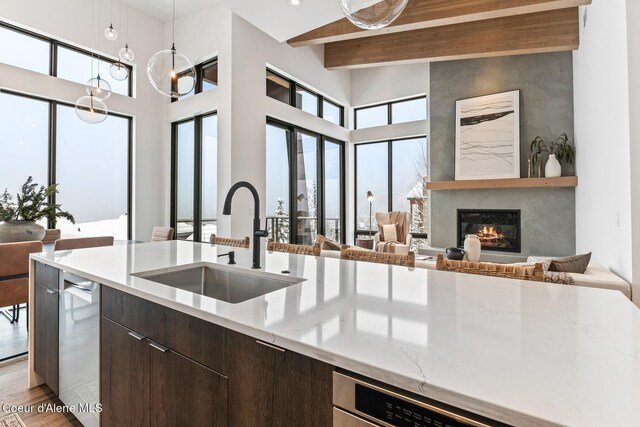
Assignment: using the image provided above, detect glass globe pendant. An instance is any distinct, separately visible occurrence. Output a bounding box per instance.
[119,44,135,62]
[75,93,108,124]
[110,62,129,81]
[339,0,408,30]
[104,24,118,41]
[86,74,112,100]
[147,44,195,97]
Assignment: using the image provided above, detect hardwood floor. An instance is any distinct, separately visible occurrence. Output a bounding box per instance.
[0,357,81,426]
[0,305,28,361]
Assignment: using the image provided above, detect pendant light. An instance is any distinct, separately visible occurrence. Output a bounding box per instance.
[76,94,109,124]
[76,0,108,124]
[339,0,408,30]
[147,0,195,98]
[110,0,129,81]
[104,0,118,40]
[118,0,135,62]
[86,74,112,100]
[86,0,111,100]
[110,61,129,80]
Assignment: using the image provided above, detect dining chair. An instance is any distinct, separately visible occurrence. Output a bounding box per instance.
[267,240,321,256]
[210,234,250,248]
[41,229,61,245]
[53,236,114,251]
[340,247,415,267]
[151,226,175,242]
[435,254,544,282]
[0,241,43,324]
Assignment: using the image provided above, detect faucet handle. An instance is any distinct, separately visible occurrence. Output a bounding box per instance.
[255,229,269,238]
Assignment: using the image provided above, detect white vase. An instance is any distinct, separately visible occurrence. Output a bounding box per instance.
[463,234,481,262]
[545,154,562,178]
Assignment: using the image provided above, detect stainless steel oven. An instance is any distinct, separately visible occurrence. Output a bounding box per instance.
[333,372,506,427]
[59,272,100,427]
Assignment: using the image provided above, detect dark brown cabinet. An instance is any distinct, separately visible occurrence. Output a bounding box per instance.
[34,263,59,395]
[149,344,228,426]
[101,318,149,427]
[228,331,333,427]
[101,290,229,427]
[101,287,332,427]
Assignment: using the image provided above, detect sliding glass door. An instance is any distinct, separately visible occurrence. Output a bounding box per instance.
[266,120,345,244]
[171,112,217,242]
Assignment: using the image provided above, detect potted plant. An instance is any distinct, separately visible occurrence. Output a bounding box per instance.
[0,177,75,243]
[530,133,575,178]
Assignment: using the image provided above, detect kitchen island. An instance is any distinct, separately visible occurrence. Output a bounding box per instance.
[28,241,640,426]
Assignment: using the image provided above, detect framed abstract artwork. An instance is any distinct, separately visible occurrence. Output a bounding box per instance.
[455,90,520,180]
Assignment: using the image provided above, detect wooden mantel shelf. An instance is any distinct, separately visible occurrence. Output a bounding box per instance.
[426,176,578,191]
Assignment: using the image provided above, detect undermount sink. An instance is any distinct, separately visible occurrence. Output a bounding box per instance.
[133,264,305,304]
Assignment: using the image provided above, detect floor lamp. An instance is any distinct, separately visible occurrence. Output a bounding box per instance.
[367,191,374,237]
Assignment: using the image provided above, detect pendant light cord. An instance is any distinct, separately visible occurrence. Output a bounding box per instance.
[172,0,176,49]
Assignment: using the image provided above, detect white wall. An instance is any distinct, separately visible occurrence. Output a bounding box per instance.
[573,1,638,305]
[627,0,640,306]
[0,0,166,241]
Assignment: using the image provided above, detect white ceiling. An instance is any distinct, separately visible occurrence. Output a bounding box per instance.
[127,0,344,42]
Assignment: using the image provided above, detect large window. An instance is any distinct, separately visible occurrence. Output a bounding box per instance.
[355,138,428,248]
[0,24,50,74]
[266,121,345,244]
[0,21,133,96]
[57,45,130,97]
[266,68,344,127]
[0,90,132,238]
[171,112,218,242]
[172,58,218,102]
[355,96,427,129]
[56,105,130,239]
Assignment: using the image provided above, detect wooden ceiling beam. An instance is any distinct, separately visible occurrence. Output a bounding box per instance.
[288,0,590,47]
[324,7,579,70]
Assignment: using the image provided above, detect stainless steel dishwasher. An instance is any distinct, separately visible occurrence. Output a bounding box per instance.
[59,272,100,427]
[333,372,506,427]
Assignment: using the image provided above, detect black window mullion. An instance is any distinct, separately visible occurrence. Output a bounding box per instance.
[47,102,57,230]
[317,137,325,237]
[288,128,297,244]
[193,117,203,242]
[170,124,178,236]
[388,103,393,125]
[127,117,133,240]
[353,145,358,241]
[387,141,393,212]
[50,41,57,77]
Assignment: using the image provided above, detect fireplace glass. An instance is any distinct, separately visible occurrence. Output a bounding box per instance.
[457,209,521,253]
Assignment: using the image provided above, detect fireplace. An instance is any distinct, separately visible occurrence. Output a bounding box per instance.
[457,209,521,253]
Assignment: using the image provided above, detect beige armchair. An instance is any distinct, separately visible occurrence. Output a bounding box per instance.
[373,212,412,255]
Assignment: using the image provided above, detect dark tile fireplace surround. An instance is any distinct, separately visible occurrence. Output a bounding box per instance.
[457,209,521,253]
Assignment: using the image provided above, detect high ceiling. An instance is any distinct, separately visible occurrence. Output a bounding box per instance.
[127,0,344,42]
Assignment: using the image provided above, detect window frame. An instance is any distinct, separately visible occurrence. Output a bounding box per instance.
[170,111,218,242]
[0,88,133,239]
[353,136,428,242]
[171,57,218,102]
[0,20,134,97]
[266,118,346,244]
[354,95,427,130]
[266,68,345,127]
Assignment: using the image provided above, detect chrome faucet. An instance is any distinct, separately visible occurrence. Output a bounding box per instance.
[222,181,268,269]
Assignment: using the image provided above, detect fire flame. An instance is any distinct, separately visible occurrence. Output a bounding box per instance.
[477,225,504,240]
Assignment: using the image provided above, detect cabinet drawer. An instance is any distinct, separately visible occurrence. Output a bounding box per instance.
[102,286,228,375]
[35,262,59,290]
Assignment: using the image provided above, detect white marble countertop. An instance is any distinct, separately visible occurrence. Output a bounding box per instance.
[31,241,640,426]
